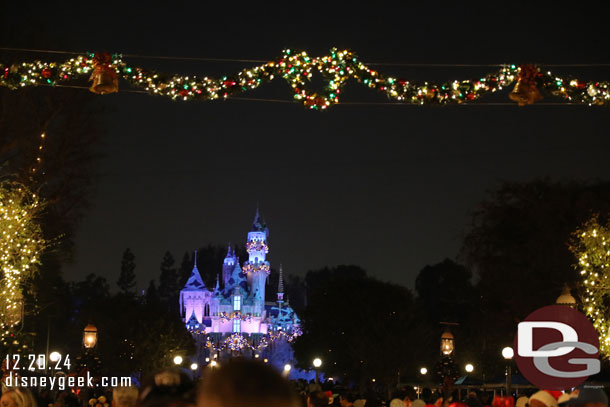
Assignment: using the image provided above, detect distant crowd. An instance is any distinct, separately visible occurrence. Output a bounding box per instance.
[1,359,608,407]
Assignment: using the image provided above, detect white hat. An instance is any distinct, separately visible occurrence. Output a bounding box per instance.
[530,391,559,407]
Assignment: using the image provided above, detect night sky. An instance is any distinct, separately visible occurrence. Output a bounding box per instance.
[2,4,610,290]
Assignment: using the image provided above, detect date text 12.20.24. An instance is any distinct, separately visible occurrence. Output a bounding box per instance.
[5,354,71,371]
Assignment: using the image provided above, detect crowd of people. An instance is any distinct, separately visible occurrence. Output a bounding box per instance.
[1,359,609,407]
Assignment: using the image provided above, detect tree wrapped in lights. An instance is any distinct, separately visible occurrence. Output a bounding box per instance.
[0,181,46,345]
[570,216,610,357]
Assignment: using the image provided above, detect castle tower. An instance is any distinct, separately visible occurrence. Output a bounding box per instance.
[242,208,270,309]
[277,264,285,304]
[179,251,212,324]
[222,243,237,287]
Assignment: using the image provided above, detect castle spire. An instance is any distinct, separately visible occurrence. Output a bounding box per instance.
[277,264,285,303]
[251,205,266,232]
[183,250,205,289]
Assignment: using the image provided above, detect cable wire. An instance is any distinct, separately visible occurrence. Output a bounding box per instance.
[2,46,610,68]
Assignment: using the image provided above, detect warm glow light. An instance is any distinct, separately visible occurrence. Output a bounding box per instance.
[205,357,210,363]
[210,360,217,367]
[83,324,98,349]
[502,347,514,359]
[420,367,428,375]
[313,358,322,368]
[284,364,292,372]
[49,352,61,362]
[190,363,198,370]
[465,363,474,373]
[263,358,268,363]
[173,356,183,365]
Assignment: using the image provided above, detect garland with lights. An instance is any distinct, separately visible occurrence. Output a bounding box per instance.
[0,182,46,346]
[570,216,610,357]
[246,240,269,253]
[219,311,253,322]
[1,49,610,109]
[204,327,299,353]
[242,263,270,274]
[205,333,269,352]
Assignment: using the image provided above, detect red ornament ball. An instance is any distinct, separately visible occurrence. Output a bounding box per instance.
[179,89,189,97]
[41,68,52,79]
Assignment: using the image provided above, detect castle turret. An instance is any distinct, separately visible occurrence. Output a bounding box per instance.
[179,251,212,323]
[243,208,270,306]
[222,243,237,287]
[277,264,285,304]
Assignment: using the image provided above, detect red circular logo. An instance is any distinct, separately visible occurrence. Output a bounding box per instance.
[513,305,599,390]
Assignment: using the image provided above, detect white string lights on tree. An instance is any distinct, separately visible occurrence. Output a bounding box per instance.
[0,182,46,346]
[570,216,610,357]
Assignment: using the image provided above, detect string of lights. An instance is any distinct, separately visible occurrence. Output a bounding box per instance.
[0,182,46,346]
[571,217,610,358]
[1,48,609,109]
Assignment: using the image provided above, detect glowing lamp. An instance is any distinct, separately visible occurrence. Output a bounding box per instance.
[313,358,322,368]
[440,329,454,356]
[83,324,98,349]
[502,347,514,359]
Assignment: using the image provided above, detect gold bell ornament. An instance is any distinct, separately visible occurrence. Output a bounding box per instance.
[509,65,542,106]
[89,52,118,95]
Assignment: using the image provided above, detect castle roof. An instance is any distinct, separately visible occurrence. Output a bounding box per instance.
[184,251,206,290]
[225,260,247,295]
[251,207,267,233]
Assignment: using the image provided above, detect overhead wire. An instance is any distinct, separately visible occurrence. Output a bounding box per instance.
[2,46,610,67]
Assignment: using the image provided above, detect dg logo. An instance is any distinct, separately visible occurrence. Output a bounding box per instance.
[514,305,600,390]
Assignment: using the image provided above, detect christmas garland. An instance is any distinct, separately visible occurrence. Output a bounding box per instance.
[219,311,253,322]
[242,263,270,274]
[246,240,269,253]
[1,49,609,109]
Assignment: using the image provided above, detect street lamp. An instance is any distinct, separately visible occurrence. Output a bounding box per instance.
[210,360,217,367]
[502,347,513,396]
[313,358,322,384]
[83,324,98,349]
[284,364,292,376]
[49,352,61,363]
[465,363,474,373]
[173,355,183,365]
[420,367,428,375]
[190,363,198,370]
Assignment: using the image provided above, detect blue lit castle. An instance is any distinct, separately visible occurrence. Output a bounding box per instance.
[179,209,301,369]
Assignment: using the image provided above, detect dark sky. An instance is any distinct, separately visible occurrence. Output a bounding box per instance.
[2,3,610,290]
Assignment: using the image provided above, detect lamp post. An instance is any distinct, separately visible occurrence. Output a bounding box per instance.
[313,357,322,384]
[439,324,458,401]
[173,355,183,366]
[502,347,514,396]
[465,364,474,373]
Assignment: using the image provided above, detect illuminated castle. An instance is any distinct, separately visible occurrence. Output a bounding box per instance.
[179,209,300,367]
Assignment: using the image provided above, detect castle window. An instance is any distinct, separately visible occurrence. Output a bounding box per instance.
[204,304,210,317]
[233,319,241,333]
[234,295,241,311]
